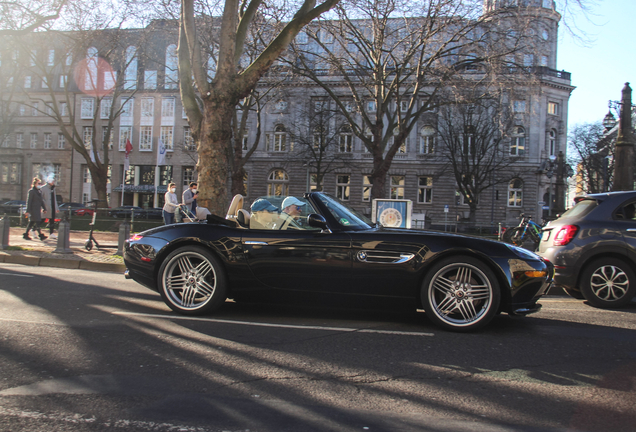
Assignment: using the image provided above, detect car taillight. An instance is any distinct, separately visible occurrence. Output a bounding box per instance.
[130,234,144,241]
[553,225,578,246]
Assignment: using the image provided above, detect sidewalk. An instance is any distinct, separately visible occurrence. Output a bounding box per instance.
[0,227,126,273]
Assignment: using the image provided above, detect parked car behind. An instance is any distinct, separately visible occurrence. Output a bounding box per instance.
[59,202,95,216]
[0,200,26,215]
[537,191,636,308]
[110,205,145,219]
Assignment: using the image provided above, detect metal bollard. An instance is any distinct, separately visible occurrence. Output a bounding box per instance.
[54,212,72,254]
[0,213,10,250]
[117,220,130,256]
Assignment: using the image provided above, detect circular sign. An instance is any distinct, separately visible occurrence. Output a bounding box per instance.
[379,208,402,227]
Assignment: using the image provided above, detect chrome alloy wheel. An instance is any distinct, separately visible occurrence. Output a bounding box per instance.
[428,263,494,327]
[163,250,217,311]
[589,264,629,301]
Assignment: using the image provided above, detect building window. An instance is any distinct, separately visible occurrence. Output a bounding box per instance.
[30,133,38,149]
[83,166,92,183]
[83,126,93,149]
[513,100,526,113]
[119,126,132,151]
[144,70,157,89]
[140,97,154,124]
[418,177,433,203]
[161,97,175,119]
[336,175,350,201]
[1,163,21,184]
[16,133,23,148]
[41,77,48,89]
[339,125,353,153]
[267,169,289,196]
[508,178,523,207]
[103,70,116,90]
[540,55,548,66]
[124,46,137,90]
[183,166,196,187]
[419,126,435,154]
[47,49,55,66]
[362,175,372,202]
[548,102,559,115]
[84,47,98,91]
[160,126,174,151]
[120,98,134,124]
[44,133,51,149]
[24,76,31,88]
[100,98,112,119]
[139,126,153,151]
[366,101,376,112]
[165,44,178,89]
[59,75,67,89]
[390,175,405,199]
[60,102,68,116]
[549,129,557,157]
[58,133,65,149]
[523,54,534,67]
[81,98,95,119]
[184,127,195,150]
[510,126,526,156]
[102,127,113,150]
[31,102,39,116]
[1,135,9,148]
[266,124,287,152]
[392,127,407,153]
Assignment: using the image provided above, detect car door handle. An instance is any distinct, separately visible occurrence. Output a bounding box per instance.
[244,241,268,245]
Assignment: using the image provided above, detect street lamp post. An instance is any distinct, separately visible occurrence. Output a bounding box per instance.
[608,83,636,191]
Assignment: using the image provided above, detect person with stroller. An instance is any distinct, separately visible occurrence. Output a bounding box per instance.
[162,182,180,225]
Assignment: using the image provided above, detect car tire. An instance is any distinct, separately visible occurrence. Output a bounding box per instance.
[421,256,501,332]
[502,227,523,246]
[580,258,636,308]
[158,246,228,315]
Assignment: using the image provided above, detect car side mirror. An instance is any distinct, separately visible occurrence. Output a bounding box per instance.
[307,213,330,232]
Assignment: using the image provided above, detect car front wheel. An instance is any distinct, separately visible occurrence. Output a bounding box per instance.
[580,258,636,308]
[158,246,228,315]
[421,256,500,332]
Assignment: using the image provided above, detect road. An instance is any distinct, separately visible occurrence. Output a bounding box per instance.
[0,264,634,432]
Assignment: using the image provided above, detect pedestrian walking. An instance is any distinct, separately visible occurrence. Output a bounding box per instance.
[162,182,179,225]
[24,177,47,240]
[182,182,198,217]
[40,176,59,239]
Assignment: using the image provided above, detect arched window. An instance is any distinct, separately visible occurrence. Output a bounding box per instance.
[510,126,525,156]
[165,44,178,89]
[508,178,523,207]
[419,125,435,154]
[84,47,98,91]
[267,169,289,196]
[548,129,557,157]
[267,124,287,152]
[124,46,137,90]
[339,125,353,153]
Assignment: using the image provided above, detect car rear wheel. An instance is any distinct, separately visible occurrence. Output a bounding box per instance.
[421,256,500,332]
[158,246,228,315]
[580,258,636,308]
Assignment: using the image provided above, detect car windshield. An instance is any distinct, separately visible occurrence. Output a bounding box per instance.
[560,198,598,219]
[313,194,375,230]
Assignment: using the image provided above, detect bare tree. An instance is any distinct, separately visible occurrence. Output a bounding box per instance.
[13,29,143,206]
[286,101,354,191]
[568,121,613,194]
[0,0,67,33]
[178,0,341,215]
[435,90,515,221]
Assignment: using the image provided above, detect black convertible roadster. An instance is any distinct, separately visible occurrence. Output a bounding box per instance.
[124,192,553,332]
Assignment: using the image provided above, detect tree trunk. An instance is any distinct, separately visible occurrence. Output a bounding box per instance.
[198,98,233,216]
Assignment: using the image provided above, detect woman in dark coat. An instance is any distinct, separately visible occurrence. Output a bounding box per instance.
[24,177,47,240]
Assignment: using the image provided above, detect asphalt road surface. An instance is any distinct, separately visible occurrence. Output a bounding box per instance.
[0,263,634,432]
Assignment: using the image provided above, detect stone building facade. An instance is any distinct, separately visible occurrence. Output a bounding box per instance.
[0,0,573,228]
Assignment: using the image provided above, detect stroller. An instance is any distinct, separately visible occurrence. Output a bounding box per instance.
[178,204,210,223]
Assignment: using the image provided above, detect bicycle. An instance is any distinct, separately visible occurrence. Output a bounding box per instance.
[501,213,543,250]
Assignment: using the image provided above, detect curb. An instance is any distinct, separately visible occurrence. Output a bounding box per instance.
[0,253,125,273]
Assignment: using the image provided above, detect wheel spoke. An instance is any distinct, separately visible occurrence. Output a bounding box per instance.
[436,295,457,315]
[177,256,194,274]
[197,279,215,296]
[196,259,213,278]
[432,276,454,295]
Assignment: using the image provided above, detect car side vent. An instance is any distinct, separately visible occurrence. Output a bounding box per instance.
[356,250,415,264]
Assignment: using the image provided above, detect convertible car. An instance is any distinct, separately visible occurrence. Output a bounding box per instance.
[124,192,553,332]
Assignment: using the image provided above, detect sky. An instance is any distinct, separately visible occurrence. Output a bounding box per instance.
[557,0,636,127]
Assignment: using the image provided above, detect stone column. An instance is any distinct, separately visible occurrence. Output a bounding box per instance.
[611,83,635,191]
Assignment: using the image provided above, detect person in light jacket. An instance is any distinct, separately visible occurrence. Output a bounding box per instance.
[182,182,198,216]
[24,177,47,240]
[163,182,179,225]
[40,176,60,238]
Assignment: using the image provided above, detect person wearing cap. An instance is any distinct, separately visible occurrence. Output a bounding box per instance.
[280,196,307,229]
[249,199,281,229]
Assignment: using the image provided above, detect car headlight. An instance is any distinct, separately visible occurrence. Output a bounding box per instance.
[505,243,541,260]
